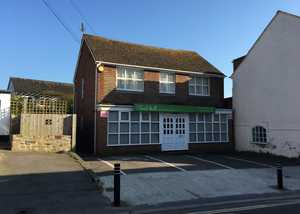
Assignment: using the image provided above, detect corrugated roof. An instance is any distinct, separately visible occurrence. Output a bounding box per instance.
[83,34,224,76]
[9,77,73,97]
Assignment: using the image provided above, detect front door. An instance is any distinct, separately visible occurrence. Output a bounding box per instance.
[160,113,189,151]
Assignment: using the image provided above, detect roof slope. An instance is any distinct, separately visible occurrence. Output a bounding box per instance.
[83,34,224,75]
[8,77,74,97]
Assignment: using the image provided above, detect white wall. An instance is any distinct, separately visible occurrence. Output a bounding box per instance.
[233,12,300,158]
[0,93,11,135]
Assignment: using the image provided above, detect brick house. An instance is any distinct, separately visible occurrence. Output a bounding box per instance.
[74,34,233,155]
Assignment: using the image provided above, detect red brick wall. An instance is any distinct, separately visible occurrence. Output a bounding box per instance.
[97,65,224,107]
[74,41,96,154]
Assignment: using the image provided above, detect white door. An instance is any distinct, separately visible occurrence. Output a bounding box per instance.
[160,113,189,151]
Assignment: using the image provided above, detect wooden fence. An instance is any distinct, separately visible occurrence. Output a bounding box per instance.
[20,113,74,137]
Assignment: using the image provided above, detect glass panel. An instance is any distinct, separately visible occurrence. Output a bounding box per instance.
[189,123,196,132]
[136,81,144,91]
[197,123,204,132]
[169,83,175,93]
[213,123,220,132]
[205,113,212,122]
[131,111,140,121]
[108,134,118,145]
[121,112,129,120]
[117,79,125,89]
[221,124,227,132]
[109,111,118,121]
[120,122,129,132]
[108,122,118,133]
[120,134,129,144]
[196,77,203,85]
[141,123,150,132]
[203,78,209,85]
[205,123,212,132]
[203,86,209,95]
[206,133,213,141]
[213,114,220,122]
[190,133,196,142]
[190,77,196,85]
[151,134,159,144]
[142,112,149,121]
[160,83,167,93]
[196,86,202,95]
[221,133,227,142]
[169,73,175,82]
[221,114,227,122]
[131,123,140,132]
[117,68,126,78]
[141,134,150,144]
[213,133,220,142]
[127,80,134,90]
[198,133,205,142]
[189,85,195,94]
[189,113,196,122]
[198,113,204,121]
[151,112,159,121]
[131,134,140,144]
[160,72,168,81]
[151,123,159,132]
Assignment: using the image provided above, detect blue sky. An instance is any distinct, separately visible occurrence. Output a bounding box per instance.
[1,0,300,97]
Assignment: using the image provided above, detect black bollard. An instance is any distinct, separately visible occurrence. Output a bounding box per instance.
[277,164,283,190]
[114,163,121,206]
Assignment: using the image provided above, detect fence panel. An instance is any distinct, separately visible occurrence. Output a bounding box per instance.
[20,113,73,137]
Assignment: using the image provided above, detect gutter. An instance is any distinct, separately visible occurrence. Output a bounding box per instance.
[96,61,226,78]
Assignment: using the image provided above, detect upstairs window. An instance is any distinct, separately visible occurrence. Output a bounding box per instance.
[117,66,144,92]
[160,72,175,94]
[189,77,209,96]
[252,126,267,143]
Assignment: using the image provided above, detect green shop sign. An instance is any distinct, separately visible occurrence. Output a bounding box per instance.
[134,104,215,113]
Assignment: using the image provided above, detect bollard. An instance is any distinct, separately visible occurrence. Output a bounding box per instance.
[277,164,283,190]
[114,163,121,207]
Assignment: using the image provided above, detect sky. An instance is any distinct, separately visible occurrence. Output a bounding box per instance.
[1,0,300,97]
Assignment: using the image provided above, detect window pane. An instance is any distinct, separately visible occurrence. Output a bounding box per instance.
[117,79,125,89]
[170,83,175,93]
[131,123,140,132]
[203,78,209,85]
[197,123,204,132]
[131,112,140,121]
[221,124,227,132]
[213,114,220,122]
[189,113,196,122]
[196,77,202,85]
[127,80,134,90]
[221,133,227,142]
[190,133,196,142]
[121,112,129,120]
[213,133,220,142]
[198,113,204,121]
[190,77,196,85]
[109,111,118,121]
[203,86,209,95]
[205,113,212,122]
[160,83,167,93]
[141,134,150,144]
[169,73,175,82]
[206,133,213,141]
[117,68,125,78]
[136,81,144,91]
[142,112,149,121]
[120,122,129,132]
[189,123,196,132]
[135,71,143,80]
[151,123,159,132]
[189,85,195,94]
[131,134,140,144]
[198,133,205,142]
[108,123,118,133]
[141,122,150,132]
[120,134,129,144]
[160,73,168,81]
[151,134,159,144]
[205,123,212,132]
[221,114,227,122]
[108,134,118,145]
[196,86,202,95]
[213,123,220,132]
[151,112,159,121]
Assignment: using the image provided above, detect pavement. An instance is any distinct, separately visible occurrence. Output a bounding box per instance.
[0,150,113,214]
[83,153,300,207]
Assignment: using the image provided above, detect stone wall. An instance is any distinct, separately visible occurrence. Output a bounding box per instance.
[11,135,71,152]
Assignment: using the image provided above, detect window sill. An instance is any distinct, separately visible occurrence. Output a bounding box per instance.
[115,89,144,94]
[189,94,210,97]
[159,92,175,96]
[250,141,268,145]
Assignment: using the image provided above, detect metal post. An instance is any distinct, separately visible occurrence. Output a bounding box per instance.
[277,164,283,190]
[114,163,121,206]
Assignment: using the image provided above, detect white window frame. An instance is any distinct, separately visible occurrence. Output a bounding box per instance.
[189,112,229,144]
[107,110,160,146]
[116,66,144,92]
[159,72,175,94]
[251,126,268,144]
[189,76,210,96]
